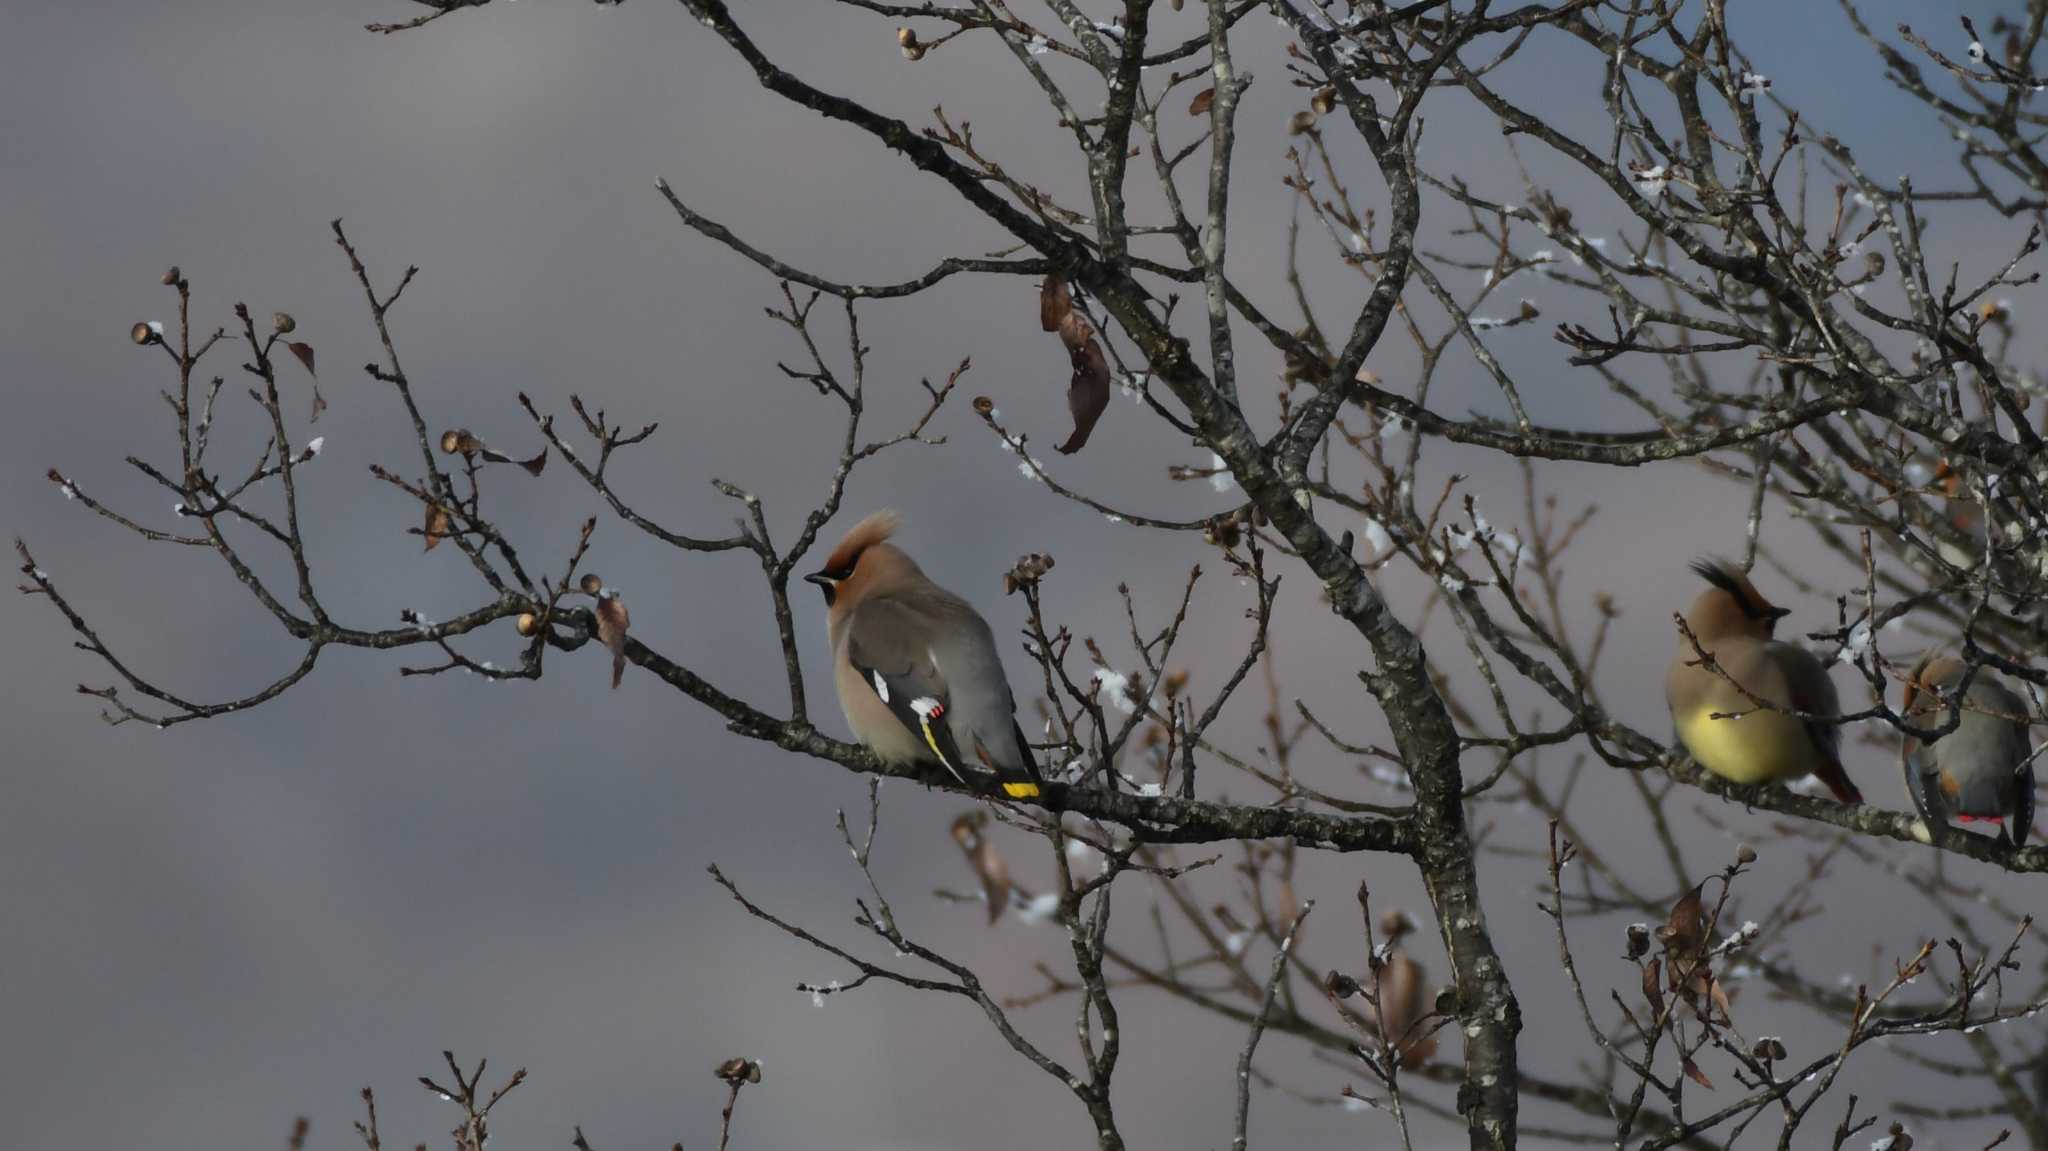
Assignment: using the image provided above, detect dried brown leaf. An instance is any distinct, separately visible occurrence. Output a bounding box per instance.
[1039,274,1072,333]
[1658,882,1706,958]
[1188,87,1215,116]
[286,341,316,377]
[1706,970,1733,1022]
[1642,955,1665,1019]
[422,503,451,552]
[950,812,1011,925]
[1275,879,1301,931]
[1056,334,1111,454]
[309,383,327,423]
[595,591,630,689]
[1055,307,1092,353]
[1375,952,1436,1069]
[1682,1056,1714,1091]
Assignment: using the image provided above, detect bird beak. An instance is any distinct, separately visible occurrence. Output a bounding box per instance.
[803,571,834,589]
[1766,606,1792,621]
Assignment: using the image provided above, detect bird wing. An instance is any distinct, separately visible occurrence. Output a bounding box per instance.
[923,613,1041,792]
[1901,737,1948,827]
[844,598,972,787]
[1974,680,2035,846]
[1774,641,1862,804]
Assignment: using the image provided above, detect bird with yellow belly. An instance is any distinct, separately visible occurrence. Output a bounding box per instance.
[1666,560,1862,804]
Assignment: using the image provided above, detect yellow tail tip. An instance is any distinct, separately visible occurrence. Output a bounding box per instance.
[1001,782,1041,799]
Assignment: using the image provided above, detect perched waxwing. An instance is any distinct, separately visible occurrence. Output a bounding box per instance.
[1901,653,2036,846]
[1666,560,1863,804]
[805,511,1046,800]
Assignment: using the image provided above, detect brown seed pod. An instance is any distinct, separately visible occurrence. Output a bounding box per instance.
[272,311,296,334]
[161,266,181,286]
[130,322,158,346]
[515,612,540,636]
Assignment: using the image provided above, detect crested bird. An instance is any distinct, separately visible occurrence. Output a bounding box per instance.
[806,511,1045,800]
[1901,652,2035,846]
[1667,560,1862,804]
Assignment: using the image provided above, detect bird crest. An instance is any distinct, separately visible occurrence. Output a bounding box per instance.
[822,509,902,576]
[1687,558,1783,621]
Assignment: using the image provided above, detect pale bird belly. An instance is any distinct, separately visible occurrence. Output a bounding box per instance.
[857,713,931,764]
[836,656,936,765]
[1677,707,1808,784]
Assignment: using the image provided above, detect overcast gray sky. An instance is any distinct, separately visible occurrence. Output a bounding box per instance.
[4,2,2040,1148]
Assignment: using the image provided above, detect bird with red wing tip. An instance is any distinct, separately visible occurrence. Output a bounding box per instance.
[806,511,1047,802]
[1901,652,2036,847]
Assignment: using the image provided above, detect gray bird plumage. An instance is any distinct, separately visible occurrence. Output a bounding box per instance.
[810,511,1044,799]
[1902,654,2035,846]
[840,587,1037,786]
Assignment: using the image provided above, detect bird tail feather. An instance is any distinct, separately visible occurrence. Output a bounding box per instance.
[1812,757,1863,806]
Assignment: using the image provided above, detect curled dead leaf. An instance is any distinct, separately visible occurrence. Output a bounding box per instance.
[595,588,630,689]
[1034,277,1110,453]
[422,503,452,552]
[1274,879,1301,931]
[1039,274,1072,333]
[286,341,316,377]
[1057,332,1111,454]
[440,428,547,474]
[1705,970,1733,1022]
[1374,952,1437,1070]
[508,446,548,475]
[950,811,1012,925]
[1658,882,1706,958]
[1188,87,1215,116]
